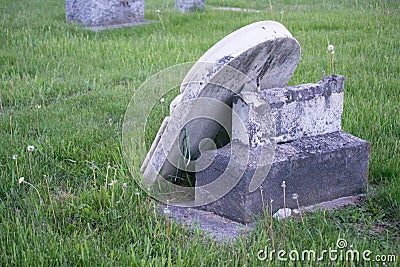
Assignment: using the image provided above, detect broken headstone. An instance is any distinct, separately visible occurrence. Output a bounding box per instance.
[140,21,369,224]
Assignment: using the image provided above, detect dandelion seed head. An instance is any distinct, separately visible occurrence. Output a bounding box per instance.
[160,97,165,103]
[122,183,128,189]
[35,104,41,109]
[292,193,298,200]
[331,50,335,55]
[155,9,161,14]
[27,145,35,152]
[13,155,18,160]
[281,180,286,188]
[163,206,170,215]
[90,161,96,170]
[135,188,140,195]
[18,177,25,184]
[328,44,334,51]
[108,180,117,186]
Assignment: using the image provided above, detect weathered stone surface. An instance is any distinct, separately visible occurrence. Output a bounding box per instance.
[264,74,344,143]
[66,0,144,27]
[141,21,301,186]
[233,75,344,145]
[196,131,370,223]
[175,0,204,12]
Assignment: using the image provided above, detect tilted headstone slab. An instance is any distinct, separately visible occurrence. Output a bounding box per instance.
[66,0,144,27]
[196,75,370,223]
[141,21,301,189]
[175,0,204,12]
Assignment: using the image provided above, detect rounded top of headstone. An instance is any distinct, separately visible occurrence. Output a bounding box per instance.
[180,21,301,94]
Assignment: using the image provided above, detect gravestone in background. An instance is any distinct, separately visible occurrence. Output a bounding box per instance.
[66,0,144,28]
[175,0,205,12]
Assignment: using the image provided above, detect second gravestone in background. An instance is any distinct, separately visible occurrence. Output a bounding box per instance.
[175,0,205,12]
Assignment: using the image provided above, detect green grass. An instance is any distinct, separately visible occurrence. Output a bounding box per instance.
[0,0,399,265]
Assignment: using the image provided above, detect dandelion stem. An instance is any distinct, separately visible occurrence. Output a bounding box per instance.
[44,175,57,224]
[10,115,13,148]
[21,180,43,205]
[105,162,110,191]
[269,0,274,19]
[156,11,165,31]
[0,93,4,113]
[28,153,33,178]
[111,184,115,207]
[281,182,287,248]
[15,159,19,178]
[135,188,142,218]
[91,161,96,188]
[269,200,275,251]
[36,108,39,133]
[260,186,268,230]
[297,198,305,225]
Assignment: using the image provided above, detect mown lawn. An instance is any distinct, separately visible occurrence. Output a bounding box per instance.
[0,0,399,266]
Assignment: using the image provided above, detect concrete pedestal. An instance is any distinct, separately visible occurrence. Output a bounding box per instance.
[196,131,370,223]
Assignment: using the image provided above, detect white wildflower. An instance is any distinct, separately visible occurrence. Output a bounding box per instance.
[18,177,25,184]
[27,145,35,152]
[160,97,165,103]
[163,206,170,215]
[13,155,18,160]
[292,193,299,200]
[281,180,286,188]
[108,180,117,186]
[328,44,334,51]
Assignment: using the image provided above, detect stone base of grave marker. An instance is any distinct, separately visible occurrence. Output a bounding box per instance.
[175,0,205,12]
[195,76,370,223]
[196,131,370,223]
[66,0,144,28]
